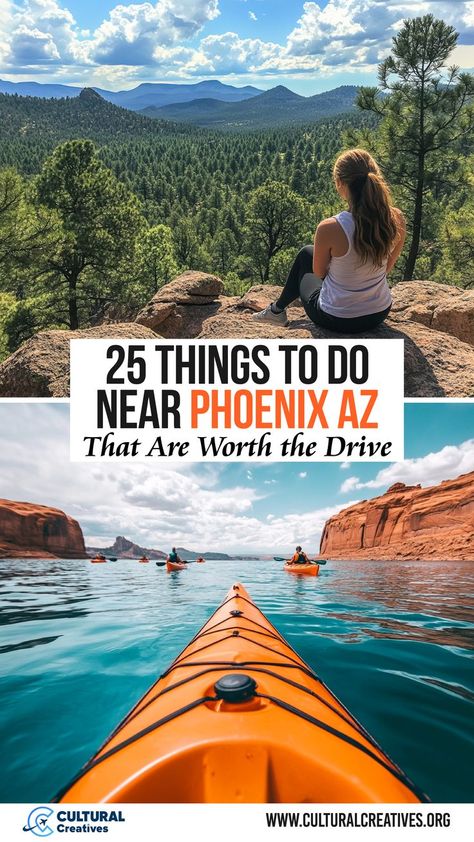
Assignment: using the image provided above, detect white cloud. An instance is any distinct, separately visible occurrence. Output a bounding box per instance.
[1,0,222,72]
[340,461,351,470]
[340,475,360,494]
[178,31,280,76]
[4,0,84,68]
[298,471,307,478]
[259,501,359,551]
[339,440,474,494]
[0,404,340,552]
[1,406,472,553]
[87,1,221,66]
[0,0,473,80]
[282,1,474,73]
[465,2,474,27]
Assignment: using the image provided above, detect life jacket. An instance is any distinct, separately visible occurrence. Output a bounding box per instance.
[169,551,178,562]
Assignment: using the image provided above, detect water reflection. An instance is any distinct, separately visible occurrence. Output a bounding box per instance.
[322,560,474,627]
[0,635,61,654]
[0,556,472,804]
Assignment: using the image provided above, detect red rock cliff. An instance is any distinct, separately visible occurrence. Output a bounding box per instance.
[319,471,474,561]
[0,498,87,559]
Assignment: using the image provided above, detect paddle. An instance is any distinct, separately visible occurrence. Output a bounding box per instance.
[155,560,199,567]
[274,556,327,565]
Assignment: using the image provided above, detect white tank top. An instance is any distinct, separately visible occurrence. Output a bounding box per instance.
[319,211,392,318]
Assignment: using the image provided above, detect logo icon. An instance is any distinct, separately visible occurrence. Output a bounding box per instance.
[23,807,54,836]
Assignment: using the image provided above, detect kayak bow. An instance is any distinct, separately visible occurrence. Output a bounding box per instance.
[56,583,425,804]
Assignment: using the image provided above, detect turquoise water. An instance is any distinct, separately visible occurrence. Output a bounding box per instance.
[0,558,473,803]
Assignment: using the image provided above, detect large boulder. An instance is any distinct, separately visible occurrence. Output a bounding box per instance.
[391,281,474,347]
[0,323,159,398]
[135,270,234,338]
[150,270,224,304]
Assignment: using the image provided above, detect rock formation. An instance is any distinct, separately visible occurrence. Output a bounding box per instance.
[86,535,167,560]
[0,323,159,398]
[86,536,237,560]
[135,270,237,337]
[0,498,87,558]
[319,471,474,561]
[1,276,473,398]
[390,281,474,347]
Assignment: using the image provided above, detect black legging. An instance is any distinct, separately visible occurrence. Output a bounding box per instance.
[275,245,391,333]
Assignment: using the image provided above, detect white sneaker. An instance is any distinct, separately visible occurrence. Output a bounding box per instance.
[252,304,288,326]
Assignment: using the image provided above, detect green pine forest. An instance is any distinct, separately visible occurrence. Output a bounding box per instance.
[0,14,473,360]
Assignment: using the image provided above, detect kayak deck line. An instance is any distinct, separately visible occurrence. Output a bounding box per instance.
[55,583,428,804]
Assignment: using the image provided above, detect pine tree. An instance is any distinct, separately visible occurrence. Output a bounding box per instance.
[36,139,145,328]
[357,14,474,280]
[245,181,309,283]
[134,225,178,295]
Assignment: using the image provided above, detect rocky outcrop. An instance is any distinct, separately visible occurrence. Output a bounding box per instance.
[1,276,473,398]
[391,281,474,347]
[198,283,474,398]
[86,535,167,560]
[319,471,474,561]
[135,270,237,337]
[0,323,159,398]
[86,536,238,559]
[0,498,87,558]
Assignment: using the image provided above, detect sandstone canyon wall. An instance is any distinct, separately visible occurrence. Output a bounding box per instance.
[320,472,474,561]
[0,498,87,558]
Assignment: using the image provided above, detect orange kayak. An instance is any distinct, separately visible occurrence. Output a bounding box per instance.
[138,557,149,564]
[56,583,425,804]
[166,559,187,572]
[284,562,319,576]
[90,558,107,564]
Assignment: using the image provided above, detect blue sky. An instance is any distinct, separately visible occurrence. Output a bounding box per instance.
[0,402,472,553]
[0,1,473,95]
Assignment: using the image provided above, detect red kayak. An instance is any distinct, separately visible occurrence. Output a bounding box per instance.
[166,559,187,572]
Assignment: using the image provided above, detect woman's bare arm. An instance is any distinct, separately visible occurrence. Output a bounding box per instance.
[312,219,334,278]
[387,208,407,275]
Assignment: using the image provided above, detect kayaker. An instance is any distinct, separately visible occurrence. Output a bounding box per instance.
[288,546,310,565]
[168,547,186,564]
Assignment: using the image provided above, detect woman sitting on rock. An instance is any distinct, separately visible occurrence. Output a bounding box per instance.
[253,149,406,333]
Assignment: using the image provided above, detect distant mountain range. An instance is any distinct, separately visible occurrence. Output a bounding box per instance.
[0,78,359,130]
[144,85,359,129]
[0,79,262,111]
[87,536,167,559]
[86,535,259,560]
